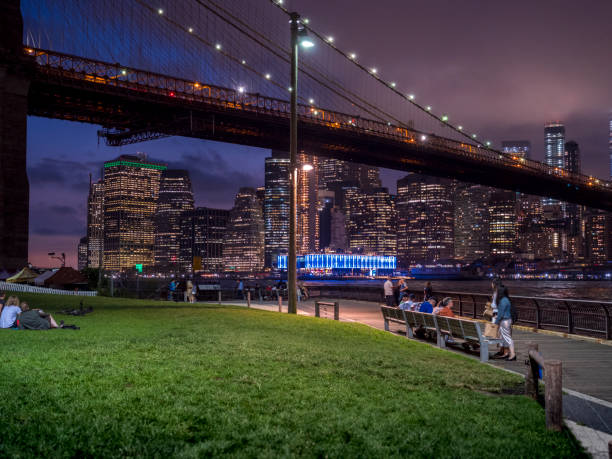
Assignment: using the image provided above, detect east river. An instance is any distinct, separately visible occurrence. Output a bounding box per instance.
[303,279,612,301]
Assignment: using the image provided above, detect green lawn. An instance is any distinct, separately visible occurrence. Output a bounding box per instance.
[0,293,583,458]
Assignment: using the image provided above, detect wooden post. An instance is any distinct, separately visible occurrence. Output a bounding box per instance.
[544,360,563,431]
[334,301,339,321]
[315,301,320,318]
[278,295,282,312]
[525,342,539,400]
[608,440,611,459]
[218,290,221,304]
[247,291,251,308]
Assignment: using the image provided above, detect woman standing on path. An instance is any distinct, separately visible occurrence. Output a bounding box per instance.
[493,286,516,361]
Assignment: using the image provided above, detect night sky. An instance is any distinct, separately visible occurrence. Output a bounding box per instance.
[27,0,612,268]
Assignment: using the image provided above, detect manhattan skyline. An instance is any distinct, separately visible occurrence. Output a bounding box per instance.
[25,0,612,268]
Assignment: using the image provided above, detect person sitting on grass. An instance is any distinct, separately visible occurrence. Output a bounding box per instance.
[18,302,61,330]
[0,296,22,328]
[433,297,455,317]
[418,296,435,314]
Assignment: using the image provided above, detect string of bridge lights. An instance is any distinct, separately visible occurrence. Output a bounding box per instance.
[149,2,311,104]
[158,0,497,149]
[268,0,494,149]
[153,1,405,127]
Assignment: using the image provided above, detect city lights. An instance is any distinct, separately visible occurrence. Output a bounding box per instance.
[277,254,396,270]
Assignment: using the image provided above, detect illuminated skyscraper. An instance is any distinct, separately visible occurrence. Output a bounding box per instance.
[103,154,166,272]
[584,209,612,263]
[345,188,396,255]
[297,153,319,254]
[454,184,490,262]
[154,170,194,274]
[489,190,517,256]
[224,187,265,272]
[563,141,582,260]
[86,178,104,268]
[501,140,531,159]
[543,123,565,206]
[264,151,290,268]
[180,207,229,273]
[78,237,88,271]
[317,190,336,250]
[318,159,381,196]
[396,174,454,265]
[609,115,612,179]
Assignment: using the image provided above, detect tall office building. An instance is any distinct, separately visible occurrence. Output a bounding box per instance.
[103,154,166,272]
[317,190,335,250]
[454,184,490,262]
[489,190,517,256]
[264,151,290,268]
[609,114,612,179]
[396,174,454,266]
[78,237,88,271]
[297,153,319,254]
[318,159,381,196]
[564,141,582,260]
[86,178,104,268]
[346,188,396,255]
[543,123,565,206]
[224,187,265,272]
[501,140,531,159]
[564,141,581,174]
[154,170,194,274]
[584,209,612,263]
[180,207,229,273]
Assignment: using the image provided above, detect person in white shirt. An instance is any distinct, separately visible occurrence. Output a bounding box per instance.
[383,276,395,306]
[0,296,22,328]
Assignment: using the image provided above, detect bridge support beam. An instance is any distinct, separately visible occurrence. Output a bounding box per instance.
[0,0,33,272]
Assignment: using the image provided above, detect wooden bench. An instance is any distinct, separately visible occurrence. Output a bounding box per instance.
[435,316,503,362]
[380,306,406,333]
[380,306,504,362]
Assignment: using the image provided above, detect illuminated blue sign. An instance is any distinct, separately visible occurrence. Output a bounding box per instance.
[277,254,396,270]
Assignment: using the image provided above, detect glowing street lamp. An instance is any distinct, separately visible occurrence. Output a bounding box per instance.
[288,13,314,314]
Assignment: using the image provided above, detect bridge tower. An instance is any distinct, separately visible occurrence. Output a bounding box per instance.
[0,0,33,271]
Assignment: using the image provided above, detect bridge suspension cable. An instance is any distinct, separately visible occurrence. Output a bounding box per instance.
[267,0,493,149]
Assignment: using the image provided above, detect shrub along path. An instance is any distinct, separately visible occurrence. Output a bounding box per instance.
[0,294,584,457]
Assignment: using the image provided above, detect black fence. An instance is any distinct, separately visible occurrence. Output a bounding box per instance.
[306,284,612,340]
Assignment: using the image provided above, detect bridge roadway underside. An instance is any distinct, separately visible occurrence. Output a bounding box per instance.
[28,73,612,211]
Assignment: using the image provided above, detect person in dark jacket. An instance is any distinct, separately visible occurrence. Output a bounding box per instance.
[493,287,516,361]
[18,302,61,330]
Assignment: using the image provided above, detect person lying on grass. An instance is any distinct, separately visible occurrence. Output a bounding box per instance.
[18,302,62,330]
[0,296,23,328]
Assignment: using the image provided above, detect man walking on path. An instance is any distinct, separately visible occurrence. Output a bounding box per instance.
[383,276,394,306]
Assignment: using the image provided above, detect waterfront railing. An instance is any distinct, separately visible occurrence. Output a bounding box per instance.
[306,284,612,340]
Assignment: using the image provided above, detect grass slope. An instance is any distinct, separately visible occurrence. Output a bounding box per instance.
[0,293,583,458]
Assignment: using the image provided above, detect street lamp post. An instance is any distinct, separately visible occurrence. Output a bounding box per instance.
[288,12,314,315]
[288,12,299,314]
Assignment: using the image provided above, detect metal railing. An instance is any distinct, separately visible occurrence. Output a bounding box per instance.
[26,47,612,195]
[307,284,612,339]
[0,281,97,296]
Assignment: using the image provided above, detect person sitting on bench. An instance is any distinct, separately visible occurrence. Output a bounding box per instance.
[433,297,455,317]
[418,296,435,314]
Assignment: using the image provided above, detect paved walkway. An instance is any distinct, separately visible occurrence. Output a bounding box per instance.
[219,298,612,457]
